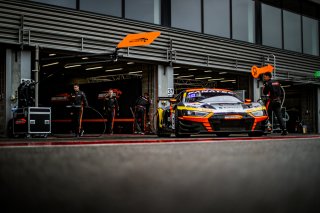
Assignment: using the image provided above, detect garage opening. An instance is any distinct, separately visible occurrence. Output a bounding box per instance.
[38,49,147,135]
[37,47,310,135]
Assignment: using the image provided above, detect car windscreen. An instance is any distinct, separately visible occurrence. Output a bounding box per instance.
[185,90,242,103]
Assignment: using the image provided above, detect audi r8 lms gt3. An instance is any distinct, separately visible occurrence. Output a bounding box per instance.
[156,88,270,137]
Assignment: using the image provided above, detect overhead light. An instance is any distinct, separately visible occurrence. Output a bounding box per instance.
[94,75,109,78]
[195,77,212,80]
[86,66,103,70]
[127,62,135,64]
[282,85,291,88]
[220,79,236,83]
[208,78,224,81]
[128,71,142,74]
[219,72,227,74]
[49,53,56,56]
[177,75,194,78]
[204,70,212,72]
[90,77,112,81]
[82,57,89,60]
[92,75,112,79]
[173,67,181,69]
[65,64,81,69]
[105,68,123,72]
[188,68,197,71]
[173,73,179,76]
[42,62,59,67]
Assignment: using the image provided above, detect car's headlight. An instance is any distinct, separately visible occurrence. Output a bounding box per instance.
[251,110,264,117]
[184,110,210,117]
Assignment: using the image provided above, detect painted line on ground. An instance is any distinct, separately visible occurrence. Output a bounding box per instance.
[0,135,319,148]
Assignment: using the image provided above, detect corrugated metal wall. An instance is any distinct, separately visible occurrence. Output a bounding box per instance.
[0,0,319,83]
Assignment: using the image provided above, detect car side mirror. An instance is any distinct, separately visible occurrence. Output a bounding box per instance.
[245,99,251,104]
[170,98,177,103]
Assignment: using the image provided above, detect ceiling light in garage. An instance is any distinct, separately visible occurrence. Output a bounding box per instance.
[219,72,227,75]
[42,62,59,67]
[195,77,212,80]
[204,70,212,72]
[220,79,236,83]
[105,68,123,72]
[188,68,197,71]
[49,53,56,56]
[86,66,103,70]
[177,75,194,78]
[128,71,142,74]
[208,78,224,81]
[65,64,81,69]
[127,62,135,64]
[173,73,179,76]
[173,67,181,69]
[82,57,89,60]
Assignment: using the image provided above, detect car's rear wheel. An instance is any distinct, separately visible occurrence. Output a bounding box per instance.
[156,114,171,137]
[216,133,230,137]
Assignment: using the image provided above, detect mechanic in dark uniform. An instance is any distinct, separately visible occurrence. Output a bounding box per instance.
[134,92,151,134]
[69,83,88,137]
[104,89,119,134]
[263,72,288,135]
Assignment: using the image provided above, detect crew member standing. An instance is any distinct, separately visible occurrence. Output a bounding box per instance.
[104,89,119,134]
[69,83,88,137]
[134,92,151,134]
[263,72,288,135]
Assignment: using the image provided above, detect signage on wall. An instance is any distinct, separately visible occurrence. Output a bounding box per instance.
[117,31,161,48]
[167,88,174,97]
[251,64,274,79]
[314,71,320,78]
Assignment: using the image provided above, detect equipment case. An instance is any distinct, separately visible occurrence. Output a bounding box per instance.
[13,107,51,137]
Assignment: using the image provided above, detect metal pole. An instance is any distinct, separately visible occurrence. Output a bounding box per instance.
[35,45,39,107]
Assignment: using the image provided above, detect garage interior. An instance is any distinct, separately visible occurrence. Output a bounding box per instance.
[36,48,315,134]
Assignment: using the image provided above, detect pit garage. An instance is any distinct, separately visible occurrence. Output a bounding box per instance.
[4,46,318,136]
[35,48,258,135]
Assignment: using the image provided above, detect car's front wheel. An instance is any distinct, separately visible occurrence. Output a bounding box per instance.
[175,111,191,138]
[248,132,264,137]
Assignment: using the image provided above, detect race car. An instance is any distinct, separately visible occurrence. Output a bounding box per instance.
[156,88,270,137]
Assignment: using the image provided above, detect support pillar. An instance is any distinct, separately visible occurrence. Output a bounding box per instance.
[157,65,174,99]
[3,49,31,136]
[252,78,261,102]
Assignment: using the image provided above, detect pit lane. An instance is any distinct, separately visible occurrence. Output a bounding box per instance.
[1,134,320,213]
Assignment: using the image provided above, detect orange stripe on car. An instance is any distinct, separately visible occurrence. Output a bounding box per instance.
[251,116,268,130]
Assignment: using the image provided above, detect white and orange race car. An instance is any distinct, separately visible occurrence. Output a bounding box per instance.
[157,88,270,137]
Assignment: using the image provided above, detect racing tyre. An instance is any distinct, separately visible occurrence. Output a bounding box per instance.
[175,111,190,138]
[216,133,230,137]
[156,115,171,137]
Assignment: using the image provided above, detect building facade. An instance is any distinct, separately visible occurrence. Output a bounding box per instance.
[0,0,319,136]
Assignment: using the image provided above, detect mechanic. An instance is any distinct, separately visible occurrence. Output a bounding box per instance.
[104,89,119,134]
[263,72,288,136]
[134,92,151,134]
[69,83,88,137]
